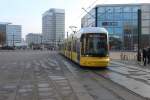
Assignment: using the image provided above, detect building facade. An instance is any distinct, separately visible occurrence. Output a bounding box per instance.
[42,8,65,48]
[0,23,21,47]
[6,25,22,47]
[0,24,7,47]
[81,3,150,50]
[26,33,42,45]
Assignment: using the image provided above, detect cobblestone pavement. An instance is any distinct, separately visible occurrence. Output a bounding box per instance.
[0,50,91,100]
[0,50,147,100]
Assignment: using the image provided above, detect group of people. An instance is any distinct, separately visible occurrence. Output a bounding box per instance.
[142,47,150,66]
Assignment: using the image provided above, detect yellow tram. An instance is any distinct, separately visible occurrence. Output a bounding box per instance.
[60,27,110,67]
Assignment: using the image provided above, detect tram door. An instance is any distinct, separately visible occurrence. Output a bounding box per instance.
[76,40,80,63]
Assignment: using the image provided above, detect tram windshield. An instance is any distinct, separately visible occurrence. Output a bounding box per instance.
[81,33,108,57]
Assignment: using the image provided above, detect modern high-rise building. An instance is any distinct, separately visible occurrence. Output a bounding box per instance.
[42,8,65,48]
[81,3,150,50]
[0,22,22,47]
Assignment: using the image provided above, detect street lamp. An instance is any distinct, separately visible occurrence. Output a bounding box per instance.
[9,33,16,48]
[67,26,77,34]
[137,9,141,61]
[40,35,43,50]
[40,35,43,44]
[69,26,78,34]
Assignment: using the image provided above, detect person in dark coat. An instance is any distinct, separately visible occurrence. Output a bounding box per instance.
[148,47,150,64]
[142,48,147,66]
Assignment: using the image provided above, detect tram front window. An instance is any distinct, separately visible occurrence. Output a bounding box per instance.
[81,33,108,57]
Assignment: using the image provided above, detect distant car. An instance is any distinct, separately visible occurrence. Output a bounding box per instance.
[1,46,15,50]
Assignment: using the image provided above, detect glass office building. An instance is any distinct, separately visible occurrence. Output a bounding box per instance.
[81,4,150,50]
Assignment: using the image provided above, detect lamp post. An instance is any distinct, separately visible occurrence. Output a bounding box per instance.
[137,9,141,61]
[69,26,77,34]
[40,35,43,50]
[40,35,43,44]
[12,33,15,48]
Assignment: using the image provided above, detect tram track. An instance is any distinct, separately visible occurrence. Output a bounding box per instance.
[100,66,150,86]
[33,58,78,100]
[94,68,149,100]
[92,70,148,100]
[108,62,150,86]
[59,54,148,100]
[92,66,150,100]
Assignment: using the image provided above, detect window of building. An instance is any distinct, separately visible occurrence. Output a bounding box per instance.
[98,7,105,13]
[114,7,123,12]
[123,7,132,12]
[141,5,150,12]
[142,12,150,20]
[97,21,102,27]
[123,12,132,20]
[142,27,150,35]
[142,19,150,27]
[114,12,123,21]
[132,12,138,20]
[106,7,113,13]
[97,14,106,21]
[114,28,122,34]
[106,13,113,21]
[132,6,139,12]
[107,28,114,35]
[117,21,123,27]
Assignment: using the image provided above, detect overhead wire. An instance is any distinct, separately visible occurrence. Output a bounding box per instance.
[71,0,100,27]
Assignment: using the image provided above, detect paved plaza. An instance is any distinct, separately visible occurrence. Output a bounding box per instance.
[0,50,148,100]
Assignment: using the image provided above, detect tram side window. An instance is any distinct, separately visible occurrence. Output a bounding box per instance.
[81,35,83,54]
[62,44,64,50]
[75,39,80,54]
[65,43,67,51]
[81,34,91,55]
[68,42,71,51]
[65,43,67,50]
[73,40,76,52]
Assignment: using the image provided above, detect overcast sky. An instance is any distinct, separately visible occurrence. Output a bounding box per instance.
[0,0,150,38]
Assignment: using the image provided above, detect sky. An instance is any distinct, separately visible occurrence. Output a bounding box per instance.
[0,0,150,38]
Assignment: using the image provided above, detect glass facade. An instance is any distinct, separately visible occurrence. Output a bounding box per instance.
[81,9,95,27]
[141,5,150,48]
[81,4,150,51]
[97,5,139,50]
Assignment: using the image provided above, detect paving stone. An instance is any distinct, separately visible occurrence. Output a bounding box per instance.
[39,92,55,96]
[61,86,71,90]
[38,87,53,92]
[38,83,49,88]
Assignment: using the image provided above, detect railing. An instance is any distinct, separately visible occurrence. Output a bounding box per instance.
[110,51,144,66]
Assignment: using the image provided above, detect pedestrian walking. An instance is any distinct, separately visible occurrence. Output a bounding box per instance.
[148,47,150,64]
[142,48,147,66]
[137,50,141,61]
